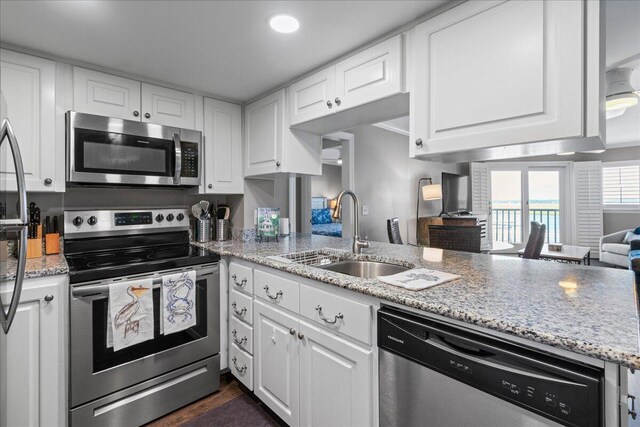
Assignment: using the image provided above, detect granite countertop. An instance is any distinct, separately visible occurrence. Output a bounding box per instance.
[196,234,640,369]
[1,254,69,282]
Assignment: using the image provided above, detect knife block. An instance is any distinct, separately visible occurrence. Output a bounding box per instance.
[45,233,60,255]
[26,225,43,259]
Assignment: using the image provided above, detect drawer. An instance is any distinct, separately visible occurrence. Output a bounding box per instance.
[230,289,253,325]
[229,262,253,295]
[254,269,300,313]
[229,343,253,391]
[300,284,373,345]
[230,315,254,355]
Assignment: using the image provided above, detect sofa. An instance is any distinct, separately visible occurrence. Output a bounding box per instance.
[600,229,637,268]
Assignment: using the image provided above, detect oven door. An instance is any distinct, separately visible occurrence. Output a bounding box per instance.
[69,263,219,408]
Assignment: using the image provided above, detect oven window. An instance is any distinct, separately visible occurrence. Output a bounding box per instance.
[74,128,174,176]
[92,277,207,373]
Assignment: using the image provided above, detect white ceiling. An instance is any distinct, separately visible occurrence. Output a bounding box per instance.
[0,0,449,102]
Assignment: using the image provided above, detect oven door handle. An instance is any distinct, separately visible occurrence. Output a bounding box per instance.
[173,133,182,185]
[72,282,162,297]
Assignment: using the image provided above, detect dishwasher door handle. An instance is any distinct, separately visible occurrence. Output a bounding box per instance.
[427,336,586,387]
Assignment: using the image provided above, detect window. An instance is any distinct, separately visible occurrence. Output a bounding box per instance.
[602,161,640,210]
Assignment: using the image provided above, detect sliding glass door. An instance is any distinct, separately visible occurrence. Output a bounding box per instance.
[489,165,566,250]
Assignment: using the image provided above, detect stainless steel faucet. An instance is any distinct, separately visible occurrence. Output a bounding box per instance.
[332,190,370,254]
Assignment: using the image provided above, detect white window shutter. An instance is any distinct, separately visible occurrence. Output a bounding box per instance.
[572,161,603,257]
[470,162,491,248]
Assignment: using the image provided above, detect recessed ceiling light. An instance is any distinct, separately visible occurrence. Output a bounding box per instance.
[269,14,299,34]
[557,152,575,156]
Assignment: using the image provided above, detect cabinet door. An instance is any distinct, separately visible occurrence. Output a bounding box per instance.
[1,50,58,192]
[73,66,141,121]
[141,83,196,129]
[289,68,335,125]
[411,0,583,157]
[254,300,299,426]
[203,98,243,194]
[244,89,285,177]
[0,276,65,427]
[299,320,373,427]
[334,34,403,111]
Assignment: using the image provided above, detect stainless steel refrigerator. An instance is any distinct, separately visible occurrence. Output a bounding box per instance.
[0,89,28,334]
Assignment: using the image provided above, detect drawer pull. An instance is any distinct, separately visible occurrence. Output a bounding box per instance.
[232,274,247,288]
[231,302,247,317]
[315,305,344,324]
[263,285,283,301]
[232,329,247,346]
[232,357,247,374]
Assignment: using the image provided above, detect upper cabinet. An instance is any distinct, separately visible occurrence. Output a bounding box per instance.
[289,35,404,126]
[410,0,603,160]
[202,98,243,194]
[1,49,63,192]
[245,89,322,177]
[73,67,196,129]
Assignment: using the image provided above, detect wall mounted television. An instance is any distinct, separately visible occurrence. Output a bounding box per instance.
[441,172,469,215]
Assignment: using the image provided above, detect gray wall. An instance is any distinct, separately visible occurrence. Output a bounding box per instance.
[350,125,458,244]
[604,212,639,235]
[311,164,342,199]
[240,177,289,228]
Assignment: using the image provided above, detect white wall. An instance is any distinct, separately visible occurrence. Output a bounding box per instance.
[240,178,289,228]
[311,164,342,199]
[349,125,458,244]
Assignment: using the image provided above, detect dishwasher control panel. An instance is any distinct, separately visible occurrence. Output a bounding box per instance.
[378,307,604,427]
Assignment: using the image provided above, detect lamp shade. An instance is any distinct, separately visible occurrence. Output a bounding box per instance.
[329,199,337,209]
[422,184,442,201]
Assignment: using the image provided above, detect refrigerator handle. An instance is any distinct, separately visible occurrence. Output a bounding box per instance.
[0,117,29,333]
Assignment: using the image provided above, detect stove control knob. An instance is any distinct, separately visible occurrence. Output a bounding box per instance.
[73,216,83,227]
[166,213,175,222]
[88,216,98,226]
[155,214,164,223]
[176,213,185,222]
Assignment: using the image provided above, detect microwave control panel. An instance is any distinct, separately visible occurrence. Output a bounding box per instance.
[181,142,199,178]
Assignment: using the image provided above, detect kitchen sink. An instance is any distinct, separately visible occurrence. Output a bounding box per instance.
[319,260,410,279]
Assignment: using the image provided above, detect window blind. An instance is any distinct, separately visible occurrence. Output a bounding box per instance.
[602,164,640,206]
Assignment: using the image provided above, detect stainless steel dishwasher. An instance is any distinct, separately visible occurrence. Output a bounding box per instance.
[378,306,604,427]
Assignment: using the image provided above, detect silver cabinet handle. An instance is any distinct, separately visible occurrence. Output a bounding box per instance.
[133,111,140,117]
[630,394,637,420]
[315,305,343,324]
[208,184,213,189]
[232,357,247,374]
[334,97,341,106]
[173,133,182,185]
[232,274,247,287]
[231,329,247,346]
[144,112,151,119]
[44,295,54,303]
[326,100,333,109]
[263,285,283,301]
[289,328,296,335]
[415,138,423,147]
[231,302,247,316]
[276,161,281,167]
[44,178,52,186]
[298,332,304,339]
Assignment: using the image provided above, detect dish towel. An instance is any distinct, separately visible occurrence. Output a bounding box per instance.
[107,278,154,351]
[161,270,197,335]
[378,268,461,291]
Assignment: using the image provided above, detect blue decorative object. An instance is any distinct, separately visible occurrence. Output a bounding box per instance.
[312,223,342,237]
[634,226,640,235]
[311,208,333,225]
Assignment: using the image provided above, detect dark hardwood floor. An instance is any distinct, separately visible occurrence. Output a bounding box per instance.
[147,374,245,427]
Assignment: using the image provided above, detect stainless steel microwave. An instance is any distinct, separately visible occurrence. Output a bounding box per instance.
[66,111,201,187]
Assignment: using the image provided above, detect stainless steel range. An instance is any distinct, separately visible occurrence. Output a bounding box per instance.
[64,208,220,426]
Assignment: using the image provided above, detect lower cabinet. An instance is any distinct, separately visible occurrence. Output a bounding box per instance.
[0,274,67,427]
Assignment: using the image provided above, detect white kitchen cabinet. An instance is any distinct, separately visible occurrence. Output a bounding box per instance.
[141,83,196,129]
[202,98,243,194]
[73,67,196,128]
[254,300,300,426]
[411,0,602,159]
[73,66,141,121]
[0,275,67,427]
[288,35,403,127]
[1,49,62,192]
[244,89,285,176]
[299,320,374,427]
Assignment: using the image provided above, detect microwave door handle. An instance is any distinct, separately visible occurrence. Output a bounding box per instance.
[173,133,182,185]
[0,118,28,227]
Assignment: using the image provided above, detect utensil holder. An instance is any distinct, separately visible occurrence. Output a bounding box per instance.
[196,219,211,243]
[216,219,230,242]
[26,225,43,259]
[45,233,60,255]
[0,241,8,262]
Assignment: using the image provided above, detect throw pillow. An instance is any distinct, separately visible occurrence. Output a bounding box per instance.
[634,226,640,235]
[623,231,636,244]
[311,208,332,225]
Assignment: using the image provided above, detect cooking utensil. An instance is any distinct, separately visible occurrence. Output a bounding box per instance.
[198,201,210,218]
[53,216,59,234]
[216,205,230,220]
[45,216,51,235]
[34,207,40,225]
[191,204,201,218]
